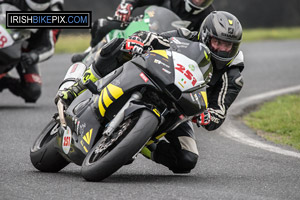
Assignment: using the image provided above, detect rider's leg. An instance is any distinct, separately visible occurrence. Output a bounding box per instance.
[8,63,42,103]
[58,66,101,105]
[90,18,125,48]
[59,38,127,105]
[71,18,125,63]
[0,73,19,92]
[150,121,199,173]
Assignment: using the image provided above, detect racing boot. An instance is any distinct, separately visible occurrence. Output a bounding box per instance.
[0,74,19,92]
[13,63,42,103]
[140,142,157,160]
[57,68,100,106]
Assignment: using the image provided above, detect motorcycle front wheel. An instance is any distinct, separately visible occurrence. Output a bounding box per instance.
[30,117,70,172]
[81,109,159,182]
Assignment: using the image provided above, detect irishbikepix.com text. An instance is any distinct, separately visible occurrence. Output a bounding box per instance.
[6,11,91,28]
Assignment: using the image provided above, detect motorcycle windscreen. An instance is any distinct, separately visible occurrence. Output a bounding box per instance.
[145,6,182,33]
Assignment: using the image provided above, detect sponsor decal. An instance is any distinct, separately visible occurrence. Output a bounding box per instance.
[70,63,78,73]
[178,82,184,88]
[188,64,195,71]
[154,59,170,68]
[144,53,150,59]
[80,140,88,153]
[139,72,149,83]
[162,68,171,74]
[175,63,197,86]
[62,126,72,154]
[83,129,93,145]
[190,93,195,101]
[150,50,168,59]
[194,94,198,101]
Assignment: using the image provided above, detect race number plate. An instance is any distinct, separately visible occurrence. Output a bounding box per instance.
[0,25,14,48]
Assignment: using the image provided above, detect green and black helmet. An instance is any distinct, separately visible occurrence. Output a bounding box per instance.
[199,11,242,70]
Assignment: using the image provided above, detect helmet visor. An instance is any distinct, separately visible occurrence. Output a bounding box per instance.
[209,37,239,61]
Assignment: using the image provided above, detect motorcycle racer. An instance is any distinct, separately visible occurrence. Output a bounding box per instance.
[72,0,215,62]
[58,11,244,173]
[0,0,64,103]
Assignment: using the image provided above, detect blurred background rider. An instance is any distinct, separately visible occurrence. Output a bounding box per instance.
[0,0,64,103]
[72,0,215,62]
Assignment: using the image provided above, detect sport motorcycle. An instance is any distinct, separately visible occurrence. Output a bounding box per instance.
[30,36,213,181]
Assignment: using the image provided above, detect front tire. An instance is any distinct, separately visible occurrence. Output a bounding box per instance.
[30,117,70,172]
[81,110,159,181]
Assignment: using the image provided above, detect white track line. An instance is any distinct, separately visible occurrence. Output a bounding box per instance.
[220,85,300,158]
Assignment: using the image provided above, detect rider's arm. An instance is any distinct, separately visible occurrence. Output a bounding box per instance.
[160,28,199,41]
[131,28,198,50]
[203,67,244,131]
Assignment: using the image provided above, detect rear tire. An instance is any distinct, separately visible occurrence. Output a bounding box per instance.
[81,109,159,181]
[30,118,70,172]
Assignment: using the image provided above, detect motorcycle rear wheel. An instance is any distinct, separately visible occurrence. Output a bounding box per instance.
[81,109,159,181]
[30,117,70,172]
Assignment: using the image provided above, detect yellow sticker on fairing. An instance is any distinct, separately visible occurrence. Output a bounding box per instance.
[83,129,93,145]
[150,50,168,59]
[98,84,124,117]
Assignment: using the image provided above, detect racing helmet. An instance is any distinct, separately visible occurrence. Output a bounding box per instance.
[25,0,51,11]
[199,11,242,70]
[184,0,213,14]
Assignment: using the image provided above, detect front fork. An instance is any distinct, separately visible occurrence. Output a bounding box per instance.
[102,91,143,136]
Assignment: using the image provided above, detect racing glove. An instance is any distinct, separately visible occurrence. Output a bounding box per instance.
[192,110,211,127]
[123,36,144,55]
[114,2,133,22]
[21,52,39,66]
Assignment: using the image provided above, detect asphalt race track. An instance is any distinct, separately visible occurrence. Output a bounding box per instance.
[1,40,300,200]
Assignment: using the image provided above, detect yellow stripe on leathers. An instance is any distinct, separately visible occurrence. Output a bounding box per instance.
[151,50,168,59]
[98,84,124,117]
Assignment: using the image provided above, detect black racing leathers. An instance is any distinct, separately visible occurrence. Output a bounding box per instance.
[123,0,215,31]
[132,28,244,131]
[0,0,63,102]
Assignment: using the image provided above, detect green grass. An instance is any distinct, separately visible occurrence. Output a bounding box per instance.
[244,94,300,151]
[243,27,300,41]
[55,34,90,53]
[55,27,300,53]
